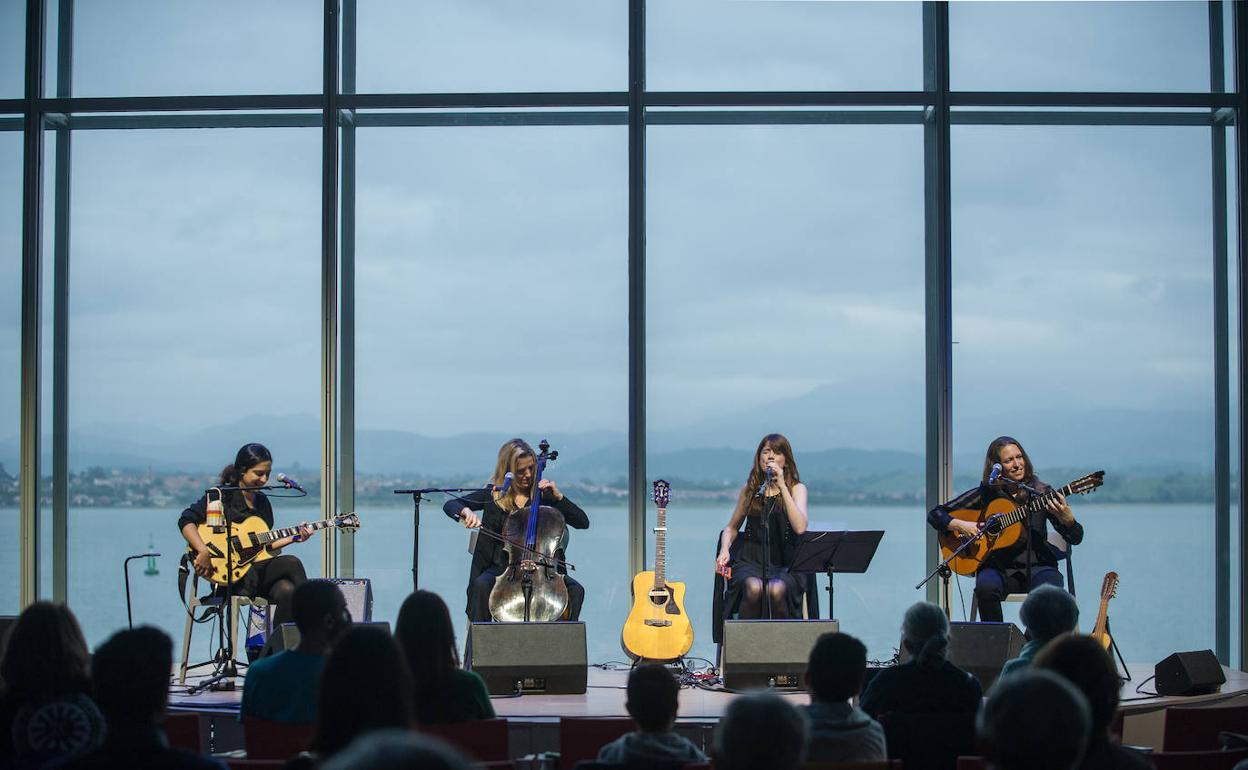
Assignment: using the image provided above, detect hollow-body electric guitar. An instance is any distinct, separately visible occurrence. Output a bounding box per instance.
[193,513,360,585]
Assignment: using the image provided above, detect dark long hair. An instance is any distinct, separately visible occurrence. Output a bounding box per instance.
[394,591,460,724]
[0,602,91,703]
[313,625,414,757]
[981,435,1035,485]
[219,442,272,486]
[740,433,800,505]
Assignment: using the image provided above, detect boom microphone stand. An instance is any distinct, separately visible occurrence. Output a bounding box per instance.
[394,485,501,593]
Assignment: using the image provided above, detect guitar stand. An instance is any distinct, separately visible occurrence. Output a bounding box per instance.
[1106,618,1132,681]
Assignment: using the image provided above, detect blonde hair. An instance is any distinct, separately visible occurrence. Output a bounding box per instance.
[491,438,535,513]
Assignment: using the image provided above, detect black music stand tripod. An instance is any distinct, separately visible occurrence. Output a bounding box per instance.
[790,530,885,620]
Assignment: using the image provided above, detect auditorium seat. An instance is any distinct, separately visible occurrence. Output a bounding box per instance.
[226,760,286,770]
[242,716,315,760]
[800,762,902,769]
[955,758,986,770]
[419,718,510,762]
[1162,701,1248,751]
[559,717,634,770]
[1151,747,1248,770]
[164,711,203,753]
[476,762,515,770]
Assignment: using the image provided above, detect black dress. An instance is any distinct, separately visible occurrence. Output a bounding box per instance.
[724,492,803,618]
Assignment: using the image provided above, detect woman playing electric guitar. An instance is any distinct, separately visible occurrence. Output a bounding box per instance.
[444,438,590,622]
[177,443,313,640]
[927,436,1085,622]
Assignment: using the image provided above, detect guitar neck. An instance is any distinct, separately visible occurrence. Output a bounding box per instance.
[257,517,333,544]
[1092,595,1111,639]
[654,506,667,589]
[999,482,1075,529]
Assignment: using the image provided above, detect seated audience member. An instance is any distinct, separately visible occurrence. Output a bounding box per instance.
[394,591,493,725]
[0,602,103,769]
[319,729,470,770]
[978,669,1091,770]
[999,585,1080,680]
[714,691,807,770]
[860,601,982,719]
[596,664,707,765]
[241,580,349,724]
[292,625,414,769]
[65,626,225,770]
[803,632,886,762]
[1034,634,1153,770]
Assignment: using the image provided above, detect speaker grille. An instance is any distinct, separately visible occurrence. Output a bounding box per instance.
[721,619,839,691]
[468,622,587,695]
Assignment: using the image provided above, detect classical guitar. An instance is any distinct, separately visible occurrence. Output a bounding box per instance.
[193,512,361,585]
[621,480,694,662]
[1090,571,1119,652]
[938,471,1104,576]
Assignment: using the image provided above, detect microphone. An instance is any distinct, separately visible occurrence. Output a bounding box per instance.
[276,472,306,493]
[988,463,1002,484]
[494,472,514,494]
[754,467,773,498]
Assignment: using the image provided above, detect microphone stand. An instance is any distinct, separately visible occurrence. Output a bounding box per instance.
[394,486,496,593]
[124,552,160,629]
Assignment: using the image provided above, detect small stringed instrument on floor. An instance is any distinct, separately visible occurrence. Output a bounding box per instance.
[1090,571,1119,652]
[938,471,1105,576]
[621,480,694,662]
[193,512,361,585]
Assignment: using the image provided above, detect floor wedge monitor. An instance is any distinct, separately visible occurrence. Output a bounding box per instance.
[468,621,588,695]
[721,619,839,691]
[1156,649,1225,696]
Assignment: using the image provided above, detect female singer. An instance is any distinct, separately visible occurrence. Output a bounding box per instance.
[716,433,809,619]
[443,438,590,622]
[177,442,311,637]
[927,435,1084,622]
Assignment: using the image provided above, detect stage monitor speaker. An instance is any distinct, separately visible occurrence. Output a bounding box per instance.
[467,621,587,695]
[321,577,373,623]
[271,620,390,654]
[899,622,1024,692]
[721,619,839,691]
[1155,649,1225,696]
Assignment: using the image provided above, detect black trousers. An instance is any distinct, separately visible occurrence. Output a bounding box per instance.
[467,566,584,623]
[974,565,1062,622]
[234,554,307,629]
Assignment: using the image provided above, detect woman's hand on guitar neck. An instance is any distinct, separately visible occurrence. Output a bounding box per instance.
[192,549,214,578]
[1043,491,1075,525]
[948,519,981,539]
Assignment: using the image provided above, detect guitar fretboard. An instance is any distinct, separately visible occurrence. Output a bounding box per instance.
[995,482,1079,530]
[654,506,667,590]
[255,517,336,544]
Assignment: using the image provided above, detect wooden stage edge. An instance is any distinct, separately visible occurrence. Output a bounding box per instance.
[169,663,1248,754]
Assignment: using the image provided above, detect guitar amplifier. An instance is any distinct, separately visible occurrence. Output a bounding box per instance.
[721,619,839,691]
[321,577,373,623]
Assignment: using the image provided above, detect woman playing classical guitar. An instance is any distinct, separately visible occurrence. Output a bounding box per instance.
[444,438,590,622]
[177,442,312,640]
[928,436,1084,622]
[716,433,809,619]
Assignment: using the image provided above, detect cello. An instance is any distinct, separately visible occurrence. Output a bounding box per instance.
[487,440,570,622]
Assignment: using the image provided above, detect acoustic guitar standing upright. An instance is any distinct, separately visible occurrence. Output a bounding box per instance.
[621,479,694,662]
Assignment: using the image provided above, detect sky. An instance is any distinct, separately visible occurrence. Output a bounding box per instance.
[0,0,1235,472]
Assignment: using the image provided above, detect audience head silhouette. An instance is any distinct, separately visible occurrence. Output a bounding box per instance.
[319,729,471,770]
[0,601,91,702]
[292,579,350,650]
[1033,633,1122,742]
[978,669,1090,770]
[902,601,950,667]
[624,664,681,731]
[806,632,868,702]
[1019,585,1080,644]
[394,590,461,724]
[92,626,173,726]
[314,624,413,758]
[715,691,807,770]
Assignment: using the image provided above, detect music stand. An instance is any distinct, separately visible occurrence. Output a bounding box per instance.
[790,530,884,621]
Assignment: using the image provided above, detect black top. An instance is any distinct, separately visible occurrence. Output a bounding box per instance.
[859,660,983,719]
[177,489,273,532]
[927,480,1085,574]
[738,493,798,568]
[443,488,589,582]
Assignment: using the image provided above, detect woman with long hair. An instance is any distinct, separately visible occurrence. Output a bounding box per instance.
[927,435,1084,622]
[443,438,590,622]
[177,442,311,638]
[716,433,809,619]
[0,602,103,767]
[394,590,494,725]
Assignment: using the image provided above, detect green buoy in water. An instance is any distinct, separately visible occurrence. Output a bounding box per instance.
[144,534,159,576]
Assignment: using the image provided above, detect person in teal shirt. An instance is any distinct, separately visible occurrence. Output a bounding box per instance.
[241,580,350,723]
[998,585,1080,683]
[395,591,494,724]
